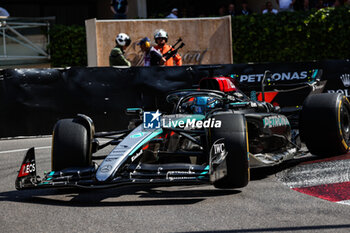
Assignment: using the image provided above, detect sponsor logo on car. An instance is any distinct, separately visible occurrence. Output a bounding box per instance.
[263,115,290,128]
[18,163,36,177]
[100,165,112,173]
[131,150,143,162]
[213,143,225,154]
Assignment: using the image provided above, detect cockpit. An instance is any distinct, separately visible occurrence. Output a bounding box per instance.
[166,76,250,114]
[180,96,222,114]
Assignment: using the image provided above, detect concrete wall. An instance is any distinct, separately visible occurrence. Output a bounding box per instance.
[85,16,232,67]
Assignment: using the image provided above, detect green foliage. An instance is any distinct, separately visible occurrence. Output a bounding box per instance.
[48,7,350,66]
[232,7,350,63]
[48,25,87,67]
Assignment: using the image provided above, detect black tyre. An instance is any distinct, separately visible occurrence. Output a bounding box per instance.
[207,114,249,189]
[300,93,350,156]
[52,118,92,171]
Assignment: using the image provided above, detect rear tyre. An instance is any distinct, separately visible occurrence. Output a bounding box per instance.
[300,93,350,156]
[52,118,92,171]
[207,114,249,189]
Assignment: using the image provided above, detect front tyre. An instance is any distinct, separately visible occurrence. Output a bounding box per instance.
[207,114,249,189]
[300,93,350,156]
[52,118,92,171]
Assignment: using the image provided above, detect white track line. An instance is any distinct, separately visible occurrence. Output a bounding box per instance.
[337,200,350,205]
[0,146,51,154]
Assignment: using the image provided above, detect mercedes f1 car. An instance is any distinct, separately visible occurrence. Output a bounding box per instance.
[15,69,350,190]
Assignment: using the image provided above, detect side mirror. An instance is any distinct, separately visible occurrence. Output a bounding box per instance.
[166,95,177,104]
[125,108,143,116]
[273,106,281,113]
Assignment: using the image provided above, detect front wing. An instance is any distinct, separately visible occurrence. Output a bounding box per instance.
[15,147,210,190]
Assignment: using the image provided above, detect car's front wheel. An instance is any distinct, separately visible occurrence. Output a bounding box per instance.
[52,118,92,171]
[207,113,250,189]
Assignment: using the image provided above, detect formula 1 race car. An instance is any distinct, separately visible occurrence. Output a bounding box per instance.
[15,69,350,190]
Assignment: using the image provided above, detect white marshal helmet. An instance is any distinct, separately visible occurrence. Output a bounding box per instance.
[115,33,131,47]
[154,29,168,42]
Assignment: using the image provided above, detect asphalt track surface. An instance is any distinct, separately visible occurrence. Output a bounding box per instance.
[1,137,350,233]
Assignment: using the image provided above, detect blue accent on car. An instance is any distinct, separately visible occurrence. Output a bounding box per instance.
[191,97,219,114]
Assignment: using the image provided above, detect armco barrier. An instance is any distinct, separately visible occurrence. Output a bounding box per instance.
[1,60,350,138]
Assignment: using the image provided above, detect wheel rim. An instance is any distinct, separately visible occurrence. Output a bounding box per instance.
[341,105,350,143]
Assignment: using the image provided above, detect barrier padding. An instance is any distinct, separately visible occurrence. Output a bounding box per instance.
[1,61,350,137]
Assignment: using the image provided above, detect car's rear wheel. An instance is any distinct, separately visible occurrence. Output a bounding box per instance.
[52,118,92,171]
[207,113,249,189]
[300,93,350,156]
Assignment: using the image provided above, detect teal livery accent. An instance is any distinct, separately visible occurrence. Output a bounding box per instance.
[130,132,147,139]
[38,182,50,185]
[230,74,239,79]
[229,102,249,106]
[48,171,55,176]
[250,91,257,101]
[197,165,209,179]
[129,128,163,155]
[312,69,318,79]
[197,172,208,179]
[126,108,142,111]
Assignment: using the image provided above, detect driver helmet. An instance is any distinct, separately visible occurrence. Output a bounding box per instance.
[190,96,219,114]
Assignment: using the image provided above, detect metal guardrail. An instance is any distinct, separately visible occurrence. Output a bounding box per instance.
[0,17,55,62]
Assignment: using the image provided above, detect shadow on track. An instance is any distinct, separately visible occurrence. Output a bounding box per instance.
[0,185,241,207]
